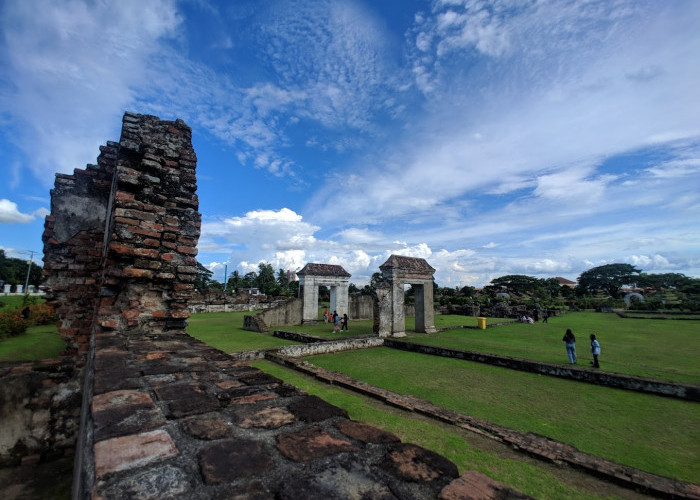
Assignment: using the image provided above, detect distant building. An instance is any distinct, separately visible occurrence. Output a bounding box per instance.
[555,277,576,288]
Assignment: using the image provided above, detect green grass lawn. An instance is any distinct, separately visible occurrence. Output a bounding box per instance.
[253,359,627,500]
[0,294,44,311]
[305,347,699,483]
[187,311,298,352]
[406,311,700,384]
[0,324,65,362]
[281,312,511,338]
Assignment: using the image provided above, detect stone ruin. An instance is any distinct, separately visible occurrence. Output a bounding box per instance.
[8,111,691,499]
[42,111,200,360]
[20,111,511,499]
[298,263,351,324]
[374,255,437,337]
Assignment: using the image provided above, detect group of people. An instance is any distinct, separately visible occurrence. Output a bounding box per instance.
[562,328,601,368]
[323,309,349,333]
[519,310,549,323]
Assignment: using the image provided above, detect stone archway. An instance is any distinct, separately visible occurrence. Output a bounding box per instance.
[624,292,644,307]
[375,255,437,337]
[297,263,351,324]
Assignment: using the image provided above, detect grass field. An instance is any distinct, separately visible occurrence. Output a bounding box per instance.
[304,347,699,483]
[187,309,700,485]
[405,312,700,384]
[0,324,65,362]
[187,311,298,352]
[252,359,636,500]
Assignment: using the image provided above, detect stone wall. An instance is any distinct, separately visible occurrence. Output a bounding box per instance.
[36,113,539,499]
[0,360,81,467]
[243,298,303,332]
[96,112,200,337]
[42,143,117,360]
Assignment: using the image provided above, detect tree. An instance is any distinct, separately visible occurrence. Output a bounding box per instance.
[541,278,561,299]
[348,283,359,294]
[240,272,257,289]
[577,263,642,297]
[369,272,384,288]
[636,273,690,289]
[193,262,215,291]
[256,263,278,295]
[227,270,240,292]
[488,275,541,295]
[0,249,43,288]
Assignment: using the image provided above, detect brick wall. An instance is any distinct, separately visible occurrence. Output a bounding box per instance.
[42,112,201,361]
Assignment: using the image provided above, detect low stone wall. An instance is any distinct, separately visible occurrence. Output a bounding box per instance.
[77,329,524,499]
[0,359,81,467]
[243,298,302,332]
[383,339,700,402]
[276,336,384,357]
[190,303,261,313]
[267,353,699,500]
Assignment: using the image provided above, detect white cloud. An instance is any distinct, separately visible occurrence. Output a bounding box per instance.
[0,199,35,224]
[0,0,181,184]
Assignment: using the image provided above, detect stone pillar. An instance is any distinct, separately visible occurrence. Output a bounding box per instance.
[414,280,437,333]
[336,284,349,317]
[373,283,392,338]
[329,285,337,314]
[389,279,406,337]
[3,284,10,294]
[16,285,23,294]
[300,276,320,324]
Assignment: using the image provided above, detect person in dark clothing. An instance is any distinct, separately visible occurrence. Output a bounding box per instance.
[341,313,349,331]
[562,328,576,364]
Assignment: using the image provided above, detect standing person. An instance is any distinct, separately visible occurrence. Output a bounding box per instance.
[323,309,329,323]
[332,310,339,333]
[562,329,577,364]
[542,310,549,323]
[342,313,349,331]
[590,334,601,368]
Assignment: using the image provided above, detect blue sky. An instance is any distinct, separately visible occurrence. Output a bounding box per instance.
[1,0,699,287]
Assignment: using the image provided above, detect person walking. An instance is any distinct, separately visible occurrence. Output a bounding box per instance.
[562,328,576,364]
[590,334,601,368]
[332,310,340,333]
[341,313,349,331]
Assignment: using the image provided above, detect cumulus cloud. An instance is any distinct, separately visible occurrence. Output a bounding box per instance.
[0,199,36,224]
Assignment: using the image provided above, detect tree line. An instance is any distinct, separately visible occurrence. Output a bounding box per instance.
[195,260,699,311]
[0,250,43,289]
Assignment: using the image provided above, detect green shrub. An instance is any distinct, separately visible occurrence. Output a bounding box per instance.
[27,303,57,325]
[0,310,28,338]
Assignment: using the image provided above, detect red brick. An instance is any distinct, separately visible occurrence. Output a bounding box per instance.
[123,268,154,279]
[176,246,198,255]
[94,430,178,477]
[114,216,140,227]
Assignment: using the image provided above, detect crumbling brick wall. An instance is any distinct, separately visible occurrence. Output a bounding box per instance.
[42,143,118,359]
[97,112,200,337]
[42,112,201,358]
